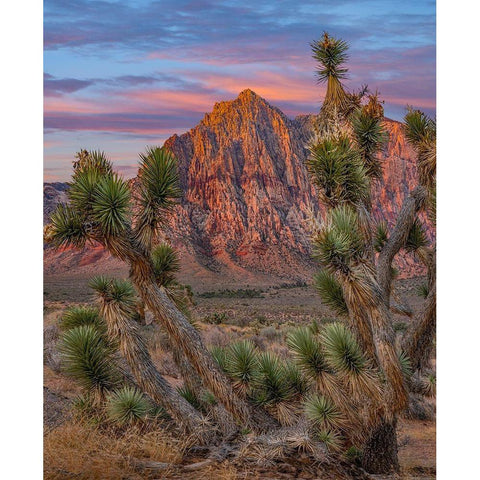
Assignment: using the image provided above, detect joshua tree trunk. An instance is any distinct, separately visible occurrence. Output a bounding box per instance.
[361,418,400,474]
[377,186,426,305]
[403,248,436,372]
[123,248,259,429]
[100,303,205,433]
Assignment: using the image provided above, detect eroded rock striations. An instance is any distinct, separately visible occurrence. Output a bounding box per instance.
[44,89,427,285]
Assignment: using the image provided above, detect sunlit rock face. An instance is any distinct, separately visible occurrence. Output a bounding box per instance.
[44,90,429,282]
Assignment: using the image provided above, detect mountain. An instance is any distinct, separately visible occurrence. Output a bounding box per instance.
[44,89,426,288]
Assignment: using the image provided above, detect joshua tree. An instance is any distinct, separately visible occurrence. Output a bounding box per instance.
[89,275,206,433]
[45,147,255,429]
[307,32,436,473]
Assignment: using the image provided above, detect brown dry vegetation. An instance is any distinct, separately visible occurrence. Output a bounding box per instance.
[44,275,435,479]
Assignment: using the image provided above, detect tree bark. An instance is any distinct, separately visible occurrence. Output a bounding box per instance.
[377,186,426,305]
[402,249,436,372]
[127,253,262,429]
[100,303,205,433]
[361,418,399,474]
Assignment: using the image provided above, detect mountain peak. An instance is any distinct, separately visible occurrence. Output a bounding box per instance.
[237,88,260,100]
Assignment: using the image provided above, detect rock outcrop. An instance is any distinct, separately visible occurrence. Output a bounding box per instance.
[44,89,428,286]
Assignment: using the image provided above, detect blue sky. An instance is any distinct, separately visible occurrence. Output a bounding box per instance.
[44,0,436,180]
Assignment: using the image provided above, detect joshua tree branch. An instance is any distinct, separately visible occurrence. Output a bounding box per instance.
[377,186,427,306]
[402,247,436,372]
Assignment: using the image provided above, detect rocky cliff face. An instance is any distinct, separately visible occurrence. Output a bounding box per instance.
[44,89,426,285]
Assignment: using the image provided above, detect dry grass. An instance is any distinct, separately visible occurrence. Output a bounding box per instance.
[44,421,183,480]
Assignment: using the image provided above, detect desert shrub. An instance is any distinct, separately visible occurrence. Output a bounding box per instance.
[259,325,281,341]
[203,312,227,324]
[58,325,122,399]
[106,387,151,425]
[59,306,104,332]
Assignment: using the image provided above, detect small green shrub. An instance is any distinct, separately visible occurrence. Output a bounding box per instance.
[106,387,151,425]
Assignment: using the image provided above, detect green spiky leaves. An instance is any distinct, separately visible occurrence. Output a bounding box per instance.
[304,393,344,430]
[91,175,130,236]
[405,219,428,253]
[135,147,182,247]
[59,306,104,332]
[151,243,181,287]
[47,204,87,249]
[252,352,294,407]
[137,147,182,208]
[374,221,389,252]
[307,136,369,208]
[72,150,113,178]
[224,340,258,390]
[404,108,436,189]
[286,327,328,378]
[89,276,137,313]
[58,325,121,396]
[314,270,348,316]
[320,323,366,376]
[351,108,387,179]
[106,386,150,425]
[48,151,131,248]
[312,204,367,273]
[311,32,349,83]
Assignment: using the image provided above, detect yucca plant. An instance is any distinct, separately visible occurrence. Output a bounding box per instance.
[315,429,343,453]
[89,275,204,433]
[286,327,329,379]
[58,306,104,332]
[313,270,348,317]
[45,147,255,429]
[320,322,380,401]
[151,242,181,287]
[106,386,151,425]
[252,352,293,406]
[373,221,389,253]
[58,325,121,401]
[224,340,259,394]
[177,385,202,410]
[307,136,369,208]
[304,393,345,431]
[308,32,436,473]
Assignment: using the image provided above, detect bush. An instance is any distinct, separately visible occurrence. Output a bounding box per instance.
[106,387,151,425]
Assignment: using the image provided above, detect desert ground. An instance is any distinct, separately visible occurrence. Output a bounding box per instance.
[44,273,435,479]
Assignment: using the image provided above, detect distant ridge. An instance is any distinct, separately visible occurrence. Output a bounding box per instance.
[44,90,426,287]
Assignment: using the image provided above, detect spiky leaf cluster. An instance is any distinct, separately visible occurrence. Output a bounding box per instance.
[134,147,182,247]
[177,385,202,410]
[58,325,121,396]
[373,221,389,252]
[304,393,344,430]
[48,204,87,249]
[106,386,150,425]
[59,306,105,333]
[405,219,428,253]
[311,32,349,83]
[351,108,387,179]
[313,270,349,316]
[307,136,369,208]
[286,327,329,378]
[404,109,436,190]
[151,243,181,287]
[72,150,113,178]
[398,351,413,378]
[224,340,259,390]
[89,276,137,312]
[252,352,294,407]
[312,204,367,274]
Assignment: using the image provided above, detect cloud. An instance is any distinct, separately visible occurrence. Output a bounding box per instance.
[44,0,435,179]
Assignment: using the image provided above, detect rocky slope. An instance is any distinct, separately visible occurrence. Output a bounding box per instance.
[44,89,427,287]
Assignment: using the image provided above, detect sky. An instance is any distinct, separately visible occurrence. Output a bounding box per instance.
[44,0,436,181]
